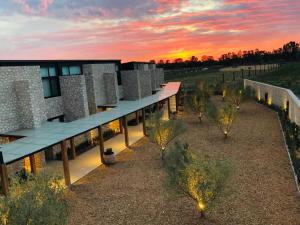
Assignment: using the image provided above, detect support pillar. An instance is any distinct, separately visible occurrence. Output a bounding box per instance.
[61,140,71,186]
[29,154,37,175]
[168,98,171,119]
[97,126,105,163]
[119,118,123,134]
[70,137,76,159]
[123,116,129,147]
[176,94,179,113]
[135,111,140,124]
[142,108,147,136]
[0,152,9,196]
[156,102,160,111]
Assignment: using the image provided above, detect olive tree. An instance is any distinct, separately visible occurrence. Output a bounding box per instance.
[0,173,69,225]
[217,103,237,138]
[147,111,186,160]
[189,93,209,122]
[226,82,244,110]
[207,102,237,139]
[164,142,233,218]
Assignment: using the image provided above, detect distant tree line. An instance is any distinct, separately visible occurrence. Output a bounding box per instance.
[153,41,300,70]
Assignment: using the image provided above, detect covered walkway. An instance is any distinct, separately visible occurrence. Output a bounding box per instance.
[0,82,181,195]
[44,123,144,184]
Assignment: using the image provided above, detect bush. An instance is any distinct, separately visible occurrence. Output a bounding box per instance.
[147,111,186,160]
[164,142,233,218]
[0,173,69,225]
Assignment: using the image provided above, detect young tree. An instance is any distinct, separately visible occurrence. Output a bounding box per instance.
[217,103,237,138]
[164,142,233,218]
[0,173,69,225]
[225,82,244,110]
[227,87,244,110]
[147,111,186,160]
[189,82,211,122]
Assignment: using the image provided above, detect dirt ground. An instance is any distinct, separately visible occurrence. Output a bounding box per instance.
[67,98,300,225]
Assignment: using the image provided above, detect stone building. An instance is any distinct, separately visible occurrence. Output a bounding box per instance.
[0,60,165,174]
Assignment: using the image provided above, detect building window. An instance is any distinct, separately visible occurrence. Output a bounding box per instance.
[40,67,61,98]
[61,66,82,76]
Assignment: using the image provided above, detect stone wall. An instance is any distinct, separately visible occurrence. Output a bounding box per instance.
[59,75,89,122]
[44,96,64,119]
[157,68,165,86]
[150,69,158,91]
[121,70,140,100]
[244,79,300,125]
[83,63,119,114]
[103,73,118,104]
[0,66,47,133]
[139,70,152,98]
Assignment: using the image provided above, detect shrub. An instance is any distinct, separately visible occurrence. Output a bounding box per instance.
[0,173,69,225]
[188,82,211,122]
[147,111,186,160]
[164,142,233,218]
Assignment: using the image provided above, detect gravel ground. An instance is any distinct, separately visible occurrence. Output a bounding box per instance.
[68,98,300,225]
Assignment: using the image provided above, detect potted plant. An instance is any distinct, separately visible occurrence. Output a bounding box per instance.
[103,148,115,164]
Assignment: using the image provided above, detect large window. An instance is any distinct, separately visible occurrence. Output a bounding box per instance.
[61,66,82,76]
[40,67,60,98]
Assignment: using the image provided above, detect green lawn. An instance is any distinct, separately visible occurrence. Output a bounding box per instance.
[253,62,300,94]
[165,67,241,86]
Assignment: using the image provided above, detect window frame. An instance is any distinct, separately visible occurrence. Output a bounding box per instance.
[40,66,61,99]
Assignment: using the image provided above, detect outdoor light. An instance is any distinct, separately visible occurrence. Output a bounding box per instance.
[198,202,205,210]
[268,96,272,105]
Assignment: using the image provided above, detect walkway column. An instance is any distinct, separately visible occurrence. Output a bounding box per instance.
[156,102,160,111]
[176,94,179,113]
[123,116,129,147]
[119,118,123,134]
[142,108,147,136]
[168,98,171,119]
[29,154,37,175]
[97,126,105,164]
[61,140,71,186]
[70,137,76,159]
[0,152,9,196]
[135,111,140,124]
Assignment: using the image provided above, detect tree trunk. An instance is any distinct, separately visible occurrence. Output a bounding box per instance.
[198,113,202,122]
[161,149,165,160]
[224,132,228,139]
[199,209,205,218]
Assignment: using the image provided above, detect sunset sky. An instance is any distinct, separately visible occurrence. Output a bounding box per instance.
[0,0,299,62]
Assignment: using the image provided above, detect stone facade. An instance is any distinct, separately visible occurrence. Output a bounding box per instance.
[121,70,140,100]
[83,64,119,114]
[59,75,89,122]
[0,66,47,133]
[150,69,158,91]
[139,70,152,98]
[103,73,118,104]
[44,96,64,120]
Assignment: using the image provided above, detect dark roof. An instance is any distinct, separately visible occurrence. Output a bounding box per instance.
[0,59,121,67]
[122,61,155,65]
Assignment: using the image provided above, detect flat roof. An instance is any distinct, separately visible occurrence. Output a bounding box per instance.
[0,59,121,67]
[0,82,181,164]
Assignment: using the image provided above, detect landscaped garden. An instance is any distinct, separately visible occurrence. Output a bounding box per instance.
[66,93,300,225]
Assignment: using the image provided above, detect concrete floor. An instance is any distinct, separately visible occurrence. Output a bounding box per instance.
[44,123,144,184]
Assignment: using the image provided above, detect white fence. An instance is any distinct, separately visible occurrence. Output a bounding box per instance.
[244,79,300,126]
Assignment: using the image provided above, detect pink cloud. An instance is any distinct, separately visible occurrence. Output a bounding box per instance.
[39,0,54,14]
[3,0,300,61]
[13,0,33,14]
